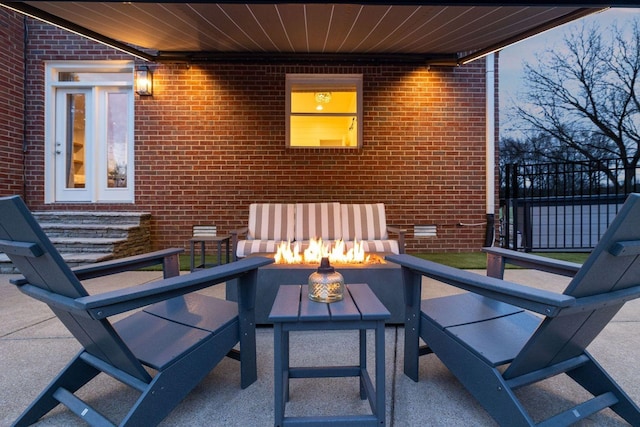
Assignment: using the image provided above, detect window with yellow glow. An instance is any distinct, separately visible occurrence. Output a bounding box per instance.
[286,74,362,148]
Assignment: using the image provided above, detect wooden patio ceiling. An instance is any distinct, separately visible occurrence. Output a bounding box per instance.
[0,1,626,65]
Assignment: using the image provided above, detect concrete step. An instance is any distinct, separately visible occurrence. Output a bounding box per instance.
[33,211,150,225]
[39,223,134,239]
[49,237,126,253]
[0,252,114,274]
[1,211,152,274]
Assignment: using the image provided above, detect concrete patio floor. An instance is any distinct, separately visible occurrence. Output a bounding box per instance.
[1,268,638,426]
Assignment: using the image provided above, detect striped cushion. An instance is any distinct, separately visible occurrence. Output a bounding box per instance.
[341,203,388,240]
[295,202,342,241]
[247,203,295,241]
[348,239,400,255]
[235,239,283,258]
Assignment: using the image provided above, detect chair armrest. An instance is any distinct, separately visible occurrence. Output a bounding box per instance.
[9,248,185,286]
[71,248,184,280]
[483,247,581,279]
[387,226,407,254]
[230,227,249,261]
[386,254,575,316]
[76,256,273,319]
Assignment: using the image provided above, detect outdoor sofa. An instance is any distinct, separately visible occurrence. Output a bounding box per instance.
[230,202,405,260]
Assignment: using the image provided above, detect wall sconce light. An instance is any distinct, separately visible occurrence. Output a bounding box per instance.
[136,66,153,96]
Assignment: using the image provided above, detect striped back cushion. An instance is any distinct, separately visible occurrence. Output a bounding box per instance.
[247,203,295,241]
[295,202,342,241]
[341,203,388,240]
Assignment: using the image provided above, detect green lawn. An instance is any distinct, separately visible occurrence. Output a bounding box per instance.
[172,251,590,271]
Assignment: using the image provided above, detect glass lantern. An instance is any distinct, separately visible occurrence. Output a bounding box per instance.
[308,257,344,303]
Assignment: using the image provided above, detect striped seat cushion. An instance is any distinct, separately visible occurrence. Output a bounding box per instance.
[341,203,389,240]
[294,202,342,241]
[247,203,295,241]
[235,239,283,258]
[347,239,400,255]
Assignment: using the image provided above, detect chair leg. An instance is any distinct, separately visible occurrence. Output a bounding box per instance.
[568,353,640,425]
[403,269,422,382]
[237,269,258,389]
[14,352,100,427]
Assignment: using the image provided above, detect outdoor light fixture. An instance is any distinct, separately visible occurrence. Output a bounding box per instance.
[136,66,153,96]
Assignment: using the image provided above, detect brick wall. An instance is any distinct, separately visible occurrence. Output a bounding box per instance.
[0,10,25,196]
[17,20,499,254]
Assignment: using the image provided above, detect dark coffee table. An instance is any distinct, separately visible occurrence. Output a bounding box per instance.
[226,254,404,324]
[269,283,390,426]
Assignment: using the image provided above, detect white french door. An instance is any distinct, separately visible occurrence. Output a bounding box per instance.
[53,86,133,203]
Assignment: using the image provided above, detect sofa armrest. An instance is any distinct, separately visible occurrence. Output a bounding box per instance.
[230,227,249,261]
[387,226,407,254]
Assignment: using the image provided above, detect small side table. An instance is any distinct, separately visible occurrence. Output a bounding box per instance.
[189,235,231,272]
[269,283,390,426]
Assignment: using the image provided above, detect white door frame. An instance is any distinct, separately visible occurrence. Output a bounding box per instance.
[44,61,135,204]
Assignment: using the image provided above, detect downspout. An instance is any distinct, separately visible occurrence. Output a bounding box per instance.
[484,53,496,247]
[22,16,29,201]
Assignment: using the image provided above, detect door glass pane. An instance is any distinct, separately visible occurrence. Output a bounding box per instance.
[66,94,86,188]
[59,71,132,83]
[106,92,128,188]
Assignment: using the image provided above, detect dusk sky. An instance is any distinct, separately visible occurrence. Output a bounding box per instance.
[498,7,640,139]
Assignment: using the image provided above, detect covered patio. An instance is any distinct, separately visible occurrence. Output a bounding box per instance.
[0,1,620,254]
[2,2,639,425]
[1,267,638,425]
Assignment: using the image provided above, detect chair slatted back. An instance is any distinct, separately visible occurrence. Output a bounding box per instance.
[504,193,640,379]
[0,196,151,382]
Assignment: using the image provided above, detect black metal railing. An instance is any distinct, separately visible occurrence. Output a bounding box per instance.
[500,159,639,252]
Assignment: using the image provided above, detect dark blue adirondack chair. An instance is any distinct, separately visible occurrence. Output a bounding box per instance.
[387,193,640,426]
[0,195,273,426]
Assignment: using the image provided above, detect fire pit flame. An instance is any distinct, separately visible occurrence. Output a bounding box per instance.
[274,238,383,265]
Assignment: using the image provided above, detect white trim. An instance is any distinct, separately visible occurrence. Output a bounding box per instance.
[44,61,135,203]
[286,73,363,149]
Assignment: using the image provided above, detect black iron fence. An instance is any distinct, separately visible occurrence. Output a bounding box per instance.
[500,159,639,252]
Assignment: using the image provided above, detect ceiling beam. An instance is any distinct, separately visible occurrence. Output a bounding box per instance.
[155,51,460,65]
[2,0,635,5]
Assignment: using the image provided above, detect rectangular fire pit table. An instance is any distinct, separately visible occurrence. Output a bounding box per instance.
[269,284,390,426]
[226,254,404,324]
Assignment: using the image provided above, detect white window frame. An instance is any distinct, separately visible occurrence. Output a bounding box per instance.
[286,74,363,149]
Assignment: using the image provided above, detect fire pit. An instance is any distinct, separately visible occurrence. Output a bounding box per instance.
[226,241,404,324]
[273,238,382,265]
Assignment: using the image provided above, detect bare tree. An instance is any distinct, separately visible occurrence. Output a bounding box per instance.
[513,18,640,192]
